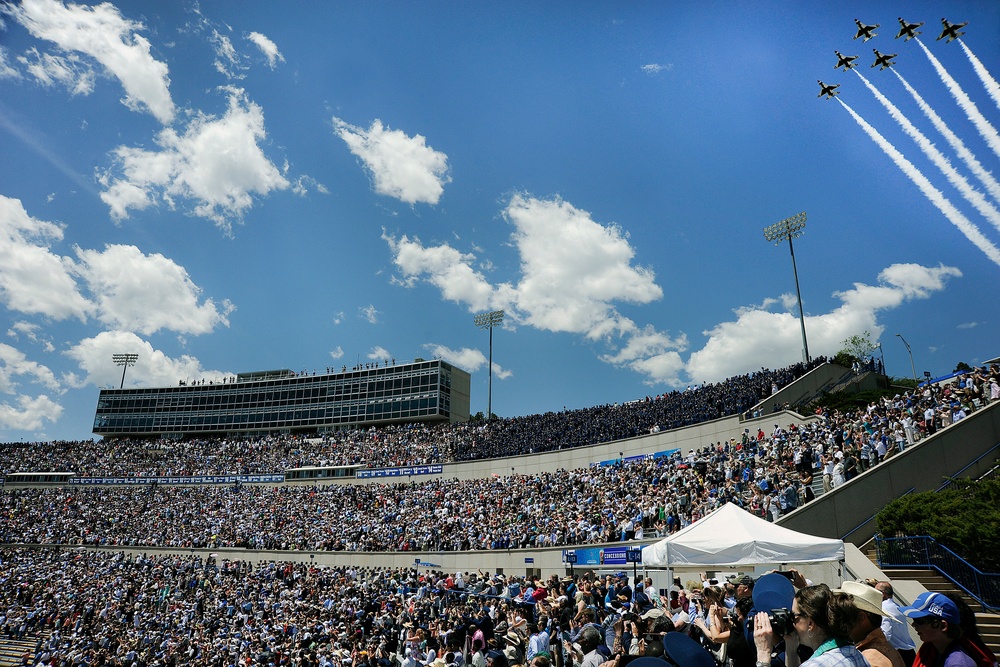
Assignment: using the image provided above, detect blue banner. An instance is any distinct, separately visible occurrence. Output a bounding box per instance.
[356,464,443,479]
[71,474,285,486]
[563,546,644,566]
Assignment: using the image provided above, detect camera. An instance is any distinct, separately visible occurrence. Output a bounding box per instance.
[768,608,794,637]
[621,613,637,623]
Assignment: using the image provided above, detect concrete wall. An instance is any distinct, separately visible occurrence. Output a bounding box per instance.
[752,363,851,412]
[320,408,821,485]
[778,400,1000,543]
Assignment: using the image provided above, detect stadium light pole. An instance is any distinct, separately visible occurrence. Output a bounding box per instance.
[763,212,811,363]
[473,310,504,420]
[895,333,917,382]
[112,353,138,389]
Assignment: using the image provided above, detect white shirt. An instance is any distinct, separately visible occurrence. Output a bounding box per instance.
[881,597,916,651]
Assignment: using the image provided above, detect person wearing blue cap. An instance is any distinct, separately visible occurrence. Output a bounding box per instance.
[901,592,992,667]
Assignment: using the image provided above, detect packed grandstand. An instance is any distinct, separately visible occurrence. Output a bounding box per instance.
[0,360,994,554]
[0,359,997,667]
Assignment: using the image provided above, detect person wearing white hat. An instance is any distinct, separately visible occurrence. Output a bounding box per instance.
[834,582,904,667]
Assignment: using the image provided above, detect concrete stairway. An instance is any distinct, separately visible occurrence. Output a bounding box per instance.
[0,635,37,666]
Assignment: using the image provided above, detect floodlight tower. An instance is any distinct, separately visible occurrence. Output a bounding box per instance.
[112,353,138,389]
[763,212,811,363]
[473,310,504,420]
[895,333,917,382]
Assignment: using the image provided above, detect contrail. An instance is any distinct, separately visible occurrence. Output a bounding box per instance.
[855,70,1000,233]
[959,40,1000,112]
[917,39,1000,159]
[892,69,1000,207]
[837,98,1000,267]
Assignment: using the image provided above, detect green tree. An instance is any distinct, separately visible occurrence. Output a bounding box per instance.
[954,361,972,372]
[876,476,1000,572]
[839,331,877,361]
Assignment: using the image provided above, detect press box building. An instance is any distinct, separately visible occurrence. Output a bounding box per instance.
[92,359,471,439]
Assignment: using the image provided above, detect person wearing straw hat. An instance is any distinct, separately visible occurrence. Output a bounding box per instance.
[834,582,904,667]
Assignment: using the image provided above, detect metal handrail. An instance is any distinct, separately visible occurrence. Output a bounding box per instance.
[875,535,1000,611]
[935,442,1000,491]
[840,487,916,541]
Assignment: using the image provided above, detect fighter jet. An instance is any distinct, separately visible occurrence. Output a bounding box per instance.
[895,18,924,41]
[834,51,859,71]
[853,19,879,42]
[818,80,841,99]
[871,49,897,70]
[937,18,968,43]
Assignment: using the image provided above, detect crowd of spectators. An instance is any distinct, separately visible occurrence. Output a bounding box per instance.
[9,547,990,667]
[0,363,996,555]
[0,361,827,478]
[0,548,578,667]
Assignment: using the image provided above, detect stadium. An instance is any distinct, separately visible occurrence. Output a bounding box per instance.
[1,356,998,666]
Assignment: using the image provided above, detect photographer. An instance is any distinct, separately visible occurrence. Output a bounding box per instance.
[694,595,754,667]
[753,584,866,667]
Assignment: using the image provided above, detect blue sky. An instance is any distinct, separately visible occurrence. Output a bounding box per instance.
[1,1,999,442]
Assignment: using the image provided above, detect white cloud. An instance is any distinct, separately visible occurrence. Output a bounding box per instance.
[0,46,21,79]
[99,87,289,231]
[641,63,672,75]
[6,321,55,352]
[368,346,391,360]
[210,29,243,79]
[74,244,235,335]
[0,196,232,337]
[64,330,227,389]
[0,343,62,433]
[685,263,962,383]
[424,344,512,379]
[0,393,62,431]
[247,31,284,69]
[957,321,979,329]
[17,47,94,94]
[386,193,682,382]
[385,193,961,389]
[0,342,61,394]
[600,325,687,384]
[360,305,379,324]
[383,231,495,310]
[11,0,175,123]
[332,311,344,325]
[0,194,90,321]
[502,194,663,339]
[333,118,451,205]
[329,346,344,359]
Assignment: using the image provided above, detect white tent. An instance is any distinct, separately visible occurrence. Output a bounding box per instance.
[642,502,845,568]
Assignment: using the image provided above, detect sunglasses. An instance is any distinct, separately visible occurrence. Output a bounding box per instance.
[911,617,941,628]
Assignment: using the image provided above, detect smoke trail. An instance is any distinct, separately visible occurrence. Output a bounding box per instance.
[892,69,1000,207]
[837,98,1000,267]
[917,39,1000,159]
[855,70,1000,233]
[959,40,1000,112]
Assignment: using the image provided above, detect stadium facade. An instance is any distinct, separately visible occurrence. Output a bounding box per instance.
[92,359,471,438]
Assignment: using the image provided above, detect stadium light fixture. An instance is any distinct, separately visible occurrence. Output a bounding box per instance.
[763,212,810,363]
[112,353,139,389]
[474,309,505,420]
[895,333,917,382]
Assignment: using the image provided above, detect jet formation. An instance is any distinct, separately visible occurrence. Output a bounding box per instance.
[937,18,968,43]
[821,18,968,101]
[895,18,923,41]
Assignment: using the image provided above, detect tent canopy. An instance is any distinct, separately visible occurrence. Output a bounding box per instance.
[642,502,844,568]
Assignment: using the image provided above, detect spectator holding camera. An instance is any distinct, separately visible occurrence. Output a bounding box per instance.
[753,584,867,667]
